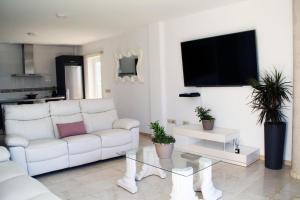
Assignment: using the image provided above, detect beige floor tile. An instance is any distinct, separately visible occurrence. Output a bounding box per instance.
[37,135,300,200]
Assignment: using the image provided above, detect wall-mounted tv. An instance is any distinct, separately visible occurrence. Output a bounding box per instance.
[181,30,258,87]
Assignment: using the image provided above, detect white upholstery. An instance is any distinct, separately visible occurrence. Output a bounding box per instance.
[50,100,83,138]
[80,98,115,113]
[4,104,49,120]
[101,143,133,160]
[26,139,68,162]
[5,135,29,148]
[0,146,10,162]
[0,146,61,200]
[27,155,68,176]
[0,161,26,182]
[83,110,118,133]
[69,149,101,167]
[113,118,140,130]
[62,134,101,155]
[62,133,101,167]
[49,100,80,116]
[4,98,139,176]
[0,175,54,200]
[93,129,132,148]
[5,117,54,140]
[9,147,28,174]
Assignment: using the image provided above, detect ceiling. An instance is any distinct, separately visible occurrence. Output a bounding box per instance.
[0,0,245,45]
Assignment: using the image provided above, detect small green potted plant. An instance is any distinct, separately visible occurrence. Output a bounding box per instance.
[249,69,292,170]
[195,106,215,130]
[150,121,176,159]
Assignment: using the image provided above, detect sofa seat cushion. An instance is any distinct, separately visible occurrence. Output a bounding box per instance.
[0,161,26,183]
[92,129,132,148]
[26,139,68,162]
[0,175,50,200]
[62,134,101,155]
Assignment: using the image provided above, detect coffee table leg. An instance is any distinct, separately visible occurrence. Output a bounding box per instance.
[136,146,167,181]
[170,167,199,200]
[194,157,222,200]
[117,153,138,193]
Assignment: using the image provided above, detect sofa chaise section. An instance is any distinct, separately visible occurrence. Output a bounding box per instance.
[0,146,61,200]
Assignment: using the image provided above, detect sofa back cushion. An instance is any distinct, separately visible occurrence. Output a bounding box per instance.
[4,103,54,140]
[49,100,83,138]
[80,98,118,133]
[80,98,115,113]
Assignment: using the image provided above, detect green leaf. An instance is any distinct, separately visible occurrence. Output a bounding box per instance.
[195,106,215,122]
[150,121,176,144]
[249,68,292,124]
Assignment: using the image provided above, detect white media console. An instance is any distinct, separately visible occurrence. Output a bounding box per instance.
[173,124,259,167]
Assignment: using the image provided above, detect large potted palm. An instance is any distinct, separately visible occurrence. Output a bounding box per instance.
[249,69,292,170]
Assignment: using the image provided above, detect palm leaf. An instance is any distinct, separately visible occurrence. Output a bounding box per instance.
[249,68,292,124]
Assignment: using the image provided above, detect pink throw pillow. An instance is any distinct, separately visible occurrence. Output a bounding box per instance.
[57,121,86,138]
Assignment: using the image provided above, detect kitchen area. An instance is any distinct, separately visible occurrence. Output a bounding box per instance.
[0,43,82,134]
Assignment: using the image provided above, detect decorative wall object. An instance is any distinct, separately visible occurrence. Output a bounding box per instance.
[114,49,143,83]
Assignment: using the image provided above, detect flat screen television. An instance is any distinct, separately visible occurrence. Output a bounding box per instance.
[181,30,258,87]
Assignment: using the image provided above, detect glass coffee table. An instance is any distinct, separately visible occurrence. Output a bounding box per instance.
[117,145,222,200]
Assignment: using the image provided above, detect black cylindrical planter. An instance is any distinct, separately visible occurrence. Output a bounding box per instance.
[264,122,286,170]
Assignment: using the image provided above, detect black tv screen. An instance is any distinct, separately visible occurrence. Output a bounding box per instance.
[181,30,258,87]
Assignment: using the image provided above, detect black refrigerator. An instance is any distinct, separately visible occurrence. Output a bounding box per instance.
[56,56,85,99]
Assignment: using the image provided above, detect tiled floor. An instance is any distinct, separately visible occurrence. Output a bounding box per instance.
[37,135,300,200]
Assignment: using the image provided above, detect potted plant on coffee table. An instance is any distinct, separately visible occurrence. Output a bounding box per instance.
[249,69,292,170]
[150,121,176,159]
[195,106,215,130]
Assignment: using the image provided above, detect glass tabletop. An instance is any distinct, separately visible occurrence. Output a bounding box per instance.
[117,145,220,177]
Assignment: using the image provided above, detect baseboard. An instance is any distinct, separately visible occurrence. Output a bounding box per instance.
[140,132,152,138]
[259,155,291,166]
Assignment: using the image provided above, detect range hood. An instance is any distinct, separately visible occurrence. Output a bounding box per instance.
[12,44,42,77]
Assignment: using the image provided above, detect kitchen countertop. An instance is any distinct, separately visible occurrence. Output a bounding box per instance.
[0,96,65,104]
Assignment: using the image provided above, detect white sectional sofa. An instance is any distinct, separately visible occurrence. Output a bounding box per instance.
[0,146,61,200]
[4,98,139,176]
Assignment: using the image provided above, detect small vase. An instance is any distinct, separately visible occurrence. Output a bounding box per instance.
[154,143,174,159]
[202,119,215,130]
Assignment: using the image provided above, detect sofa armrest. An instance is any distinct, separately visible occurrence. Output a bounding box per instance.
[0,146,10,162]
[5,135,29,148]
[113,118,140,130]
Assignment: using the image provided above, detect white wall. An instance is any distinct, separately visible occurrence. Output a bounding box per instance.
[0,43,77,99]
[161,0,293,160]
[80,28,151,133]
[80,0,293,160]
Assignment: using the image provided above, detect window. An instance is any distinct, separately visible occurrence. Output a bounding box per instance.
[85,54,102,99]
